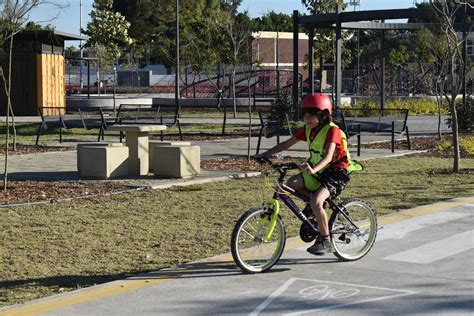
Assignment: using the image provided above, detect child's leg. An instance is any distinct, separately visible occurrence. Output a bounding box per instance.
[287,174,311,200]
[310,187,331,237]
[307,187,334,255]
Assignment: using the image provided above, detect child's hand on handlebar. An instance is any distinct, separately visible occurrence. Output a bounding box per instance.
[299,162,315,174]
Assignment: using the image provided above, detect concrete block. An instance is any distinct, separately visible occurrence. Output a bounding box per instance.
[153,145,200,178]
[78,145,129,179]
[148,140,192,172]
[77,142,124,172]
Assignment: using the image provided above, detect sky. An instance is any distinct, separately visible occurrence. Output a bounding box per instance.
[28,0,420,46]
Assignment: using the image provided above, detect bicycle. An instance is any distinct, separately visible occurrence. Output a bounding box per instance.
[231,158,378,273]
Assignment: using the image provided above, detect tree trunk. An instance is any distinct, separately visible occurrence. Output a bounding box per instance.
[232,66,237,118]
[3,35,14,192]
[317,55,324,92]
[450,100,460,173]
[435,79,443,140]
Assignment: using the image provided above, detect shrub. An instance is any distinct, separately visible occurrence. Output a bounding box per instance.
[343,98,443,117]
[460,136,474,156]
[271,90,297,115]
[446,97,474,133]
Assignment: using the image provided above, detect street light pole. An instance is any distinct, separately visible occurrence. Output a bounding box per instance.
[79,0,83,90]
[175,0,180,114]
[276,23,280,96]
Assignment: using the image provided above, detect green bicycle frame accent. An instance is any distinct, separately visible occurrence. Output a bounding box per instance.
[262,198,280,242]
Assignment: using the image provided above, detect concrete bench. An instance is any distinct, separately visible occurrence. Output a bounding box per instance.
[77,142,125,173]
[148,140,192,172]
[153,145,200,178]
[77,144,129,179]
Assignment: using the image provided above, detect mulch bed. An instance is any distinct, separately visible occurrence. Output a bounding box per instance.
[0,180,131,206]
[359,135,473,159]
[1,135,471,206]
[0,144,75,156]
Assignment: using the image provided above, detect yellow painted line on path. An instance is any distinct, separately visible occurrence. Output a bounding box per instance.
[2,196,473,316]
[378,196,474,226]
[0,278,168,316]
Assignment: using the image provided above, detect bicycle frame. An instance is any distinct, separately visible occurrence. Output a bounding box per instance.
[263,167,361,242]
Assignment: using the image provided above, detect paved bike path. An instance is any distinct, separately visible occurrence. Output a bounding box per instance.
[2,196,473,316]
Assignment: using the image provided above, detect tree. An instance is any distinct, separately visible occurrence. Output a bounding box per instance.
[252,11,293,32]
[82,0,133,94]
[0,0,66,192]
[212,6,254,118]
[429,0,471,173]
[412,27,448,139]
[112,0,219,70]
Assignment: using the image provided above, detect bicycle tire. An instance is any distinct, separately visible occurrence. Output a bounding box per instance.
[231,208,286,273]
[331,198,377,261]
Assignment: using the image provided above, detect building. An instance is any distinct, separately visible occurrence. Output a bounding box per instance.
[0,30,85,116]
[251,31,309,76]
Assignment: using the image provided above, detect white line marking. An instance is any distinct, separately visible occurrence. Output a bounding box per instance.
[283,292,415,316]
[383,230,474,264]
[249,278,416,316]
[249,278,295,316]
[377,211,470,241]
[295,211,469,251]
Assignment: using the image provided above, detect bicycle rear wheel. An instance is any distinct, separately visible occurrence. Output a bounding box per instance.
[331,198,377,261]
[231,208,286,273]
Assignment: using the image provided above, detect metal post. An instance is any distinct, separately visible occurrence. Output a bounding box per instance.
[380,29,386,116]
[113,65,117,113]
[276,25,280,71]
[335,5,342,110]
[391,121,395,153]
[87,60,90,99]
[175,0,180,115]
[308,29,314,94]
[276,25,280,96]
[79,0,83,90]
[356,30,360,94]
[292,10,299,113]
[462,3,467,106]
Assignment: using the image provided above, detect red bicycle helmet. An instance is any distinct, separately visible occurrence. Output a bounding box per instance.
[301,93,332,115]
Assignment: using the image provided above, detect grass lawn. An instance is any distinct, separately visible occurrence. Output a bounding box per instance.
[0,121,258,145]
[0,156,473,307]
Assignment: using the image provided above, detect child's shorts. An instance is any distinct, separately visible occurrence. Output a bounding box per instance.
[302,168,350,198]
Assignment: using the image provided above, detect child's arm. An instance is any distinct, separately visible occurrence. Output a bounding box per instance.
[257,136,300,158]
[300,142,336,174]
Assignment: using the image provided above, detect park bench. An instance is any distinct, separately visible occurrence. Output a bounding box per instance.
[36,106,110,145]
[113,103,183,141]
[254,97,293,154]
[340,108,411,153]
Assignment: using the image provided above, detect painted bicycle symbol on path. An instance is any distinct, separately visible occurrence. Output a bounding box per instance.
[298,284,360,301]
[250,278,417,316]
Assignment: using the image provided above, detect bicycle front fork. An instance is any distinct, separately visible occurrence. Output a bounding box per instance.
[259,199,280,242]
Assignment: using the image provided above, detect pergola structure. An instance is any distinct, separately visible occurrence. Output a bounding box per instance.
[292,6,474,112]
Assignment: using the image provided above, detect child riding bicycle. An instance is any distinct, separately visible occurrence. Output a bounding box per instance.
[256,93,357,256]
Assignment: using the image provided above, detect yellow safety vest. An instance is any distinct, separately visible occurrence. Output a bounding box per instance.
[304,122,362,174]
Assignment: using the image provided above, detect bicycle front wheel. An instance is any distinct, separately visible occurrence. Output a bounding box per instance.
[231,208,286,273]
[331,198,377,261]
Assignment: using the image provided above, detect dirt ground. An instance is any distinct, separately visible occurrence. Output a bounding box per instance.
[0,135,471,206]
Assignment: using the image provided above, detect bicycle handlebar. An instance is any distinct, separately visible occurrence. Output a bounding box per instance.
[254,156,300,171]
